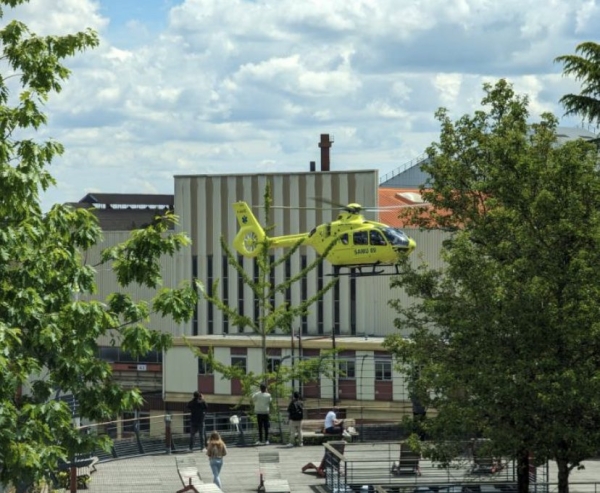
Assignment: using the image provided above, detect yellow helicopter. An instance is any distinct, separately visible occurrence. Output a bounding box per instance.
[232,201,416,275]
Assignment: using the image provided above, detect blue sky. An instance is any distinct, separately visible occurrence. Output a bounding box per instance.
[9,0,600,210]
[97,0,183,46]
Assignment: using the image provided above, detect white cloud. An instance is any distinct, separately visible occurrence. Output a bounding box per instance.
[1,0,593,209]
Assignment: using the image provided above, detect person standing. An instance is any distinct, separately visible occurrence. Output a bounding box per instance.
[286,391,304,447]
[206,431,227,489]
[252,383,272,445]
[187,391,208,451]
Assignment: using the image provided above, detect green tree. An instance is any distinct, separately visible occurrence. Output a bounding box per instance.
[197,184,338,427]
[384,79,600,493]
[0,1,197,489]
[556,41,600,127]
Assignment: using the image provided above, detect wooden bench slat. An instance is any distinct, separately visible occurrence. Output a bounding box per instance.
[264,479,291,493]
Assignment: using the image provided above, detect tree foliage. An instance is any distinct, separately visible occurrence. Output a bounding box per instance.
[196,183,338,418]
[0,1,197,489]
[384,79,600,493]
[556,41,600,127]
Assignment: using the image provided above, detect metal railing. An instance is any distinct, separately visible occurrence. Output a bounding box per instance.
[321,441,560,493]
[81,409,407,461]
[379,152,428,184]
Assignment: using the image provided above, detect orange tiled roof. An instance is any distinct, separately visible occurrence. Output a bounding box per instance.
[378,187,426,227]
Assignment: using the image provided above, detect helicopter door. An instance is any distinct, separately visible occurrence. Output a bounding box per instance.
[368,230,389,262]
[329,232,352,265]
[369,230,387,246]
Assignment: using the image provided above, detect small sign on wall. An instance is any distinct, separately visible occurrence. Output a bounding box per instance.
[137,364,147,372]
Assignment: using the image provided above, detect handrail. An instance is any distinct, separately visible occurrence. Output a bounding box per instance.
[379,152,428,184]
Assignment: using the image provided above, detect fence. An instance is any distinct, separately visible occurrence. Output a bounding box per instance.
[321,441,554,493]
[82,408,408,461]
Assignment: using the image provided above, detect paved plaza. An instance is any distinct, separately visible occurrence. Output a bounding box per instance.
[84,442,600,493]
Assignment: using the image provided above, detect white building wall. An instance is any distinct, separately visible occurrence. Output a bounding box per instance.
[248,348,263,375]
[392,363,409,402]
[213,347,230,395]
[164,346,197,393]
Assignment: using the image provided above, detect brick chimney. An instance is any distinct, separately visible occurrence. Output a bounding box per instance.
[318,134,333,171]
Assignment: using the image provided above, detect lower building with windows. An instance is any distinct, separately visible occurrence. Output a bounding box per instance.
[162,334,415,433]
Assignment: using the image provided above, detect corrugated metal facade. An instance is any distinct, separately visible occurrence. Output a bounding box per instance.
[173,171,449,338]
[81,231,184,346]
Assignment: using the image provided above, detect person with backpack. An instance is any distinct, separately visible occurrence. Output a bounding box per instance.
[187,391,208,451]
[285,391,304,447]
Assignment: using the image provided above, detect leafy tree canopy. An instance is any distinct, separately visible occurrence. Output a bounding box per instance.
[556,41,600,127]
[0,1,197,488]
[385,79,600,493]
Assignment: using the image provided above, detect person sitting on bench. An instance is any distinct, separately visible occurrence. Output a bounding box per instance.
[324,406,351,439]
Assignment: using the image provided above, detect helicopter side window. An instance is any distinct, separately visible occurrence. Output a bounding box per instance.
[353,231,368,245]
[340,233,349,245]
[369,230,387,246]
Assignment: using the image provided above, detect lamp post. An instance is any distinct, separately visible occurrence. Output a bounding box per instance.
[359,354,368,442]
[332,328,338,407]
[275,354,293,441]
[164,412,172,455]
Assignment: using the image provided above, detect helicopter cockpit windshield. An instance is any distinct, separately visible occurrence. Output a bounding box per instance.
[382,227,410,247]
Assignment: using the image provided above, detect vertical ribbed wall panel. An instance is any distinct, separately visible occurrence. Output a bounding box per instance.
[175,171,396,337]
[288,176,301,335]
[355,228,451,337]
[90,231,181,347]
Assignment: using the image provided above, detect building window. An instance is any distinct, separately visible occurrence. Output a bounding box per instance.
[237,254,245,331]
[192,255,199,336]
[222,255,229,334]
[207,255,214,335]
[98,347,162,364]
[253,260,260,325]
[317,262,324,335]
[267,356,281,373]
[198,357,213,375]
[301,255,308,334]
[375,359,392,381]
[231,355,247,373]
[338,359,356,379]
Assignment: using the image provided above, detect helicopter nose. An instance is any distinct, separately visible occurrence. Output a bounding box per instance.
[407,237,416,253]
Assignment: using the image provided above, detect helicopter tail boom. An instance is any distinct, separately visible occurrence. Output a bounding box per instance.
[232,202,267,257]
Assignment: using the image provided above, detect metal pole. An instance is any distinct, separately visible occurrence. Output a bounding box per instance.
[332,329,337,406]
[164,413,172,455]
[291,326,295,392]
[277,355,292,441]
[360,354,368,442]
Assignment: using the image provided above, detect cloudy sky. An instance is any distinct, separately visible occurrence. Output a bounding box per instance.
[7,0,599,209]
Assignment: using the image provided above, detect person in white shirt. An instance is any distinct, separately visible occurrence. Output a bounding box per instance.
[324,406,351,439]
[252,383,272,445]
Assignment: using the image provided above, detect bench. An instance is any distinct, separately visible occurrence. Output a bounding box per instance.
[390,443,421,476]
[258,451,291,493]
[301,418,358,443]
[175,456,223,493]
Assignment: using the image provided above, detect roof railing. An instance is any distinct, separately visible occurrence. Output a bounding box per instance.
[379,152,428,185]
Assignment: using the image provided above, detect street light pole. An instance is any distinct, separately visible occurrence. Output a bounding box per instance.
[332,328,337,407]
[275,354,293,442]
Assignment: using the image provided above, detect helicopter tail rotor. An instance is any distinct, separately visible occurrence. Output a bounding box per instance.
[232,202,267,257]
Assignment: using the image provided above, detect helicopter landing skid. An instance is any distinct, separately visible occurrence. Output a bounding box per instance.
[330,264,400,277]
